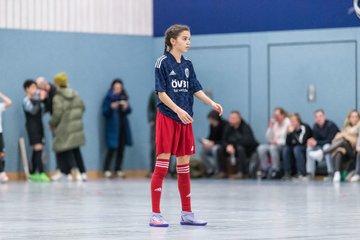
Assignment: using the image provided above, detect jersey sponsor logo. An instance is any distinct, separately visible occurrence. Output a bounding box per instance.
[171,79,189,93]
[154,187,162,192]
[169,70,176,76]
[185,68,189,79]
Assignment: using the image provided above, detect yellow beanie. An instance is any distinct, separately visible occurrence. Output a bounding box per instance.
[54,72,68,87]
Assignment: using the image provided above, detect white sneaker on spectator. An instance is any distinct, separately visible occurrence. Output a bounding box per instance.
[350,174,360,182]
[104,171,112,178]
[67,174,73,182]
[0,172,9,183]
[75,169,82,182]
[308,149,324,160]
[81,173,87,181]
[51,170,63,181]
[333,171,341,182]
[298,175,309,181]
[346,170,355,182]
[117,171,125,178]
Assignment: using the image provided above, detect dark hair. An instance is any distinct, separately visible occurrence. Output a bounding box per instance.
[23,79,36,90]
[207,110,221,121]
[230,110,242,118]
[314,109,325,115]
[111,78,128,99]
[290,113,302,124]
[274,107,287,117]
[164,24,190,54]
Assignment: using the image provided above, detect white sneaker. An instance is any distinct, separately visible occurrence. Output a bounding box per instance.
[104,171,112,178]
[0,172,9,183]
[81,173,87,181]
[350,174,360,182]
[51,170,63,181]
[117,171,125,178]
[346,170,355,182]
[308,149,324,160]
[67,174,73,182]
[333,171,341,182]
[75,169,82,182]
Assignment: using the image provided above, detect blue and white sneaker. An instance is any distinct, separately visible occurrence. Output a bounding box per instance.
[180,211,207,226]
[149,213,169,227]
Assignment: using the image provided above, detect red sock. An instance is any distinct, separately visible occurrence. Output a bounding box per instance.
[151,159,169,213]
[177,163,191,212]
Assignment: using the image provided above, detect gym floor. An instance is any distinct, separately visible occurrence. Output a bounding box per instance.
[0,179,359,239]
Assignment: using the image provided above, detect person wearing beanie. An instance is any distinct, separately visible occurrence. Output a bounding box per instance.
[49,73,87,182]
[53,72,68,87]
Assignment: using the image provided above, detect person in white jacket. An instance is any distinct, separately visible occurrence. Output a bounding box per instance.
[257,107,290,179]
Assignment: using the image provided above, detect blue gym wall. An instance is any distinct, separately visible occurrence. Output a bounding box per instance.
[0,30,154,173]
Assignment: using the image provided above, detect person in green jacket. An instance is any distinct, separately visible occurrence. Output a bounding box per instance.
[49,72,87,181]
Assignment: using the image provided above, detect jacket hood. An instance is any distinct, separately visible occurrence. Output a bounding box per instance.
[58,88,76,100]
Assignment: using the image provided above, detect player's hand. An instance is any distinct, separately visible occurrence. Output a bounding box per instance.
[211,102,223,116]
[176,108,193,125]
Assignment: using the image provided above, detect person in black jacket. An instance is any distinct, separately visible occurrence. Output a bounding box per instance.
[199,110,227,177]
[282,113,312,180]
[306,109,339,180]
[147,91,158,177]
[217,111,259,179]
[23,80,49,182]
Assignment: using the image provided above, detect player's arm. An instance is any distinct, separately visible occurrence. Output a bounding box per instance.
[194,90,223,116]
[0,92,12,108]
[158,92,193,124]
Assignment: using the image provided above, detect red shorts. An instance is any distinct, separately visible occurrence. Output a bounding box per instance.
[156,111,196,157]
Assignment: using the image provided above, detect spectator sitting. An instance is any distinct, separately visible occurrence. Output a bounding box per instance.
[306,109,339,180]
[217,111,258,179]
[282,113,312,181]
[309,110,360,182]
[350,134,360,182]
[199,110,227,177]
[257,107,290,179]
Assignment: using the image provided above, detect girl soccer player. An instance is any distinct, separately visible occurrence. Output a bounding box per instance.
[150,24,223,227]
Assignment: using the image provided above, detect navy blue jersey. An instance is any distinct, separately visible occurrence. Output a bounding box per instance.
[155,52,203,124]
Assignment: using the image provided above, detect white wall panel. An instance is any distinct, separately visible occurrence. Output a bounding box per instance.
[0,0,153,35]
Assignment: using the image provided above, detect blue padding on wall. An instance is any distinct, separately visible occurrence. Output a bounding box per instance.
[154,0,360,36]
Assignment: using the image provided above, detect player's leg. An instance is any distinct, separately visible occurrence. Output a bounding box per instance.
[150,111,173,227]
[150,153,171,227]
[176,123,207,226]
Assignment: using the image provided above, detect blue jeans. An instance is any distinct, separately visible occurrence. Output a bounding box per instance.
[306,144,333,177]
[282,145,306,176]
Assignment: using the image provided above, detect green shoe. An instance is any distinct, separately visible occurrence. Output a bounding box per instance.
[28,173,40,182]
[39,173,50,182]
